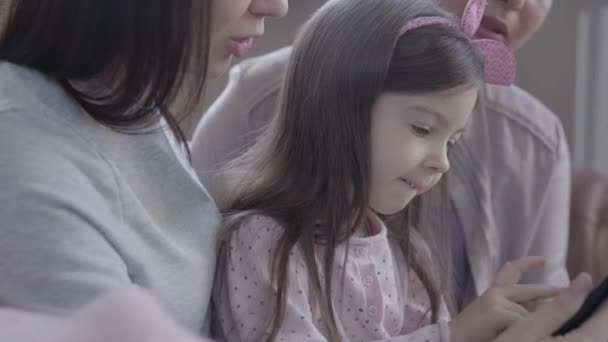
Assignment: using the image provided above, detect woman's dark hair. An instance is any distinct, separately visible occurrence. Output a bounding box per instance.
[0,0,211,144]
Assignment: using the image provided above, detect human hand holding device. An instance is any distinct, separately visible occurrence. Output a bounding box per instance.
[450,256,559,342]
[495,273,608,342]
[552,275,608,336]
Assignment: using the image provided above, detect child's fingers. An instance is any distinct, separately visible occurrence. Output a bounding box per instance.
[499,299,529,318]
[494,256,546,286]
[502,284,559,303]
[494,307,527,334]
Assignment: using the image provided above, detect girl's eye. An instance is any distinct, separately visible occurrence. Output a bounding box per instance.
[410,124,431,137]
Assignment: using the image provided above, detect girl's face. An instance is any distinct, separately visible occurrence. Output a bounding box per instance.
[440,0,554,50]
[208,0,288,77]
[368,86,478,215]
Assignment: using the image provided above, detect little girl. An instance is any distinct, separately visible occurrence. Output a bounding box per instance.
[213,0,556,341]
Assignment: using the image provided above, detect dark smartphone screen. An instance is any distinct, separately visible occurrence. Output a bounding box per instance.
[553,276,608,336]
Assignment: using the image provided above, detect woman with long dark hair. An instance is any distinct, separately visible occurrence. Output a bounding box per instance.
[0,0,287,338]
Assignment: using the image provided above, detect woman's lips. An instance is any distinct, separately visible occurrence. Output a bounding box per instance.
[476,16,508,44]
[229,37,254,58]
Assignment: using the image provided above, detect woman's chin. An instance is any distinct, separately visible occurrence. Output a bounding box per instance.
[207,56,233,78]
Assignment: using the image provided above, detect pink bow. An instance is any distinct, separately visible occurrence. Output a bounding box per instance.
[400,0,516,86]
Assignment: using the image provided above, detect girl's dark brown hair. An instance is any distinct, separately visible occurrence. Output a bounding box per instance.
[217,0,484,340]
[0,0,211,145]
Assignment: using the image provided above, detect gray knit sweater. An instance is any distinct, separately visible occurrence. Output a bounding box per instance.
[0,62,220,337]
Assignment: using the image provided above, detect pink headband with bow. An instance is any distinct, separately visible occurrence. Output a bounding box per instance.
[400,0,516,86]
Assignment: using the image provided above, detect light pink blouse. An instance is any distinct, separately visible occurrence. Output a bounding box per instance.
[213,214,451,342]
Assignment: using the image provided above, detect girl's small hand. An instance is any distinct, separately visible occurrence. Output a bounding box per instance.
[449,256,559,342]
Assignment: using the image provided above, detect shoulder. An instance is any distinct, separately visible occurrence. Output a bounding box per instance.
[193,47,292,162]
[479,84,566,154]
[221,214,307,288]
[0,63,120,210]
[456,84,569,180]
[225,46,292,110]
[0,61,107,155]
[227,214,287,257]
[0,100,116,191]
[233,47,292,89]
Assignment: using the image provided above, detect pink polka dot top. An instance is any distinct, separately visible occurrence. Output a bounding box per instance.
[213,214,451,342]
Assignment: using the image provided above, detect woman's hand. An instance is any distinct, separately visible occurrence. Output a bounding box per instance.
[450,256,559,342]
[495,272,608,342]
[0,288,208,342]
